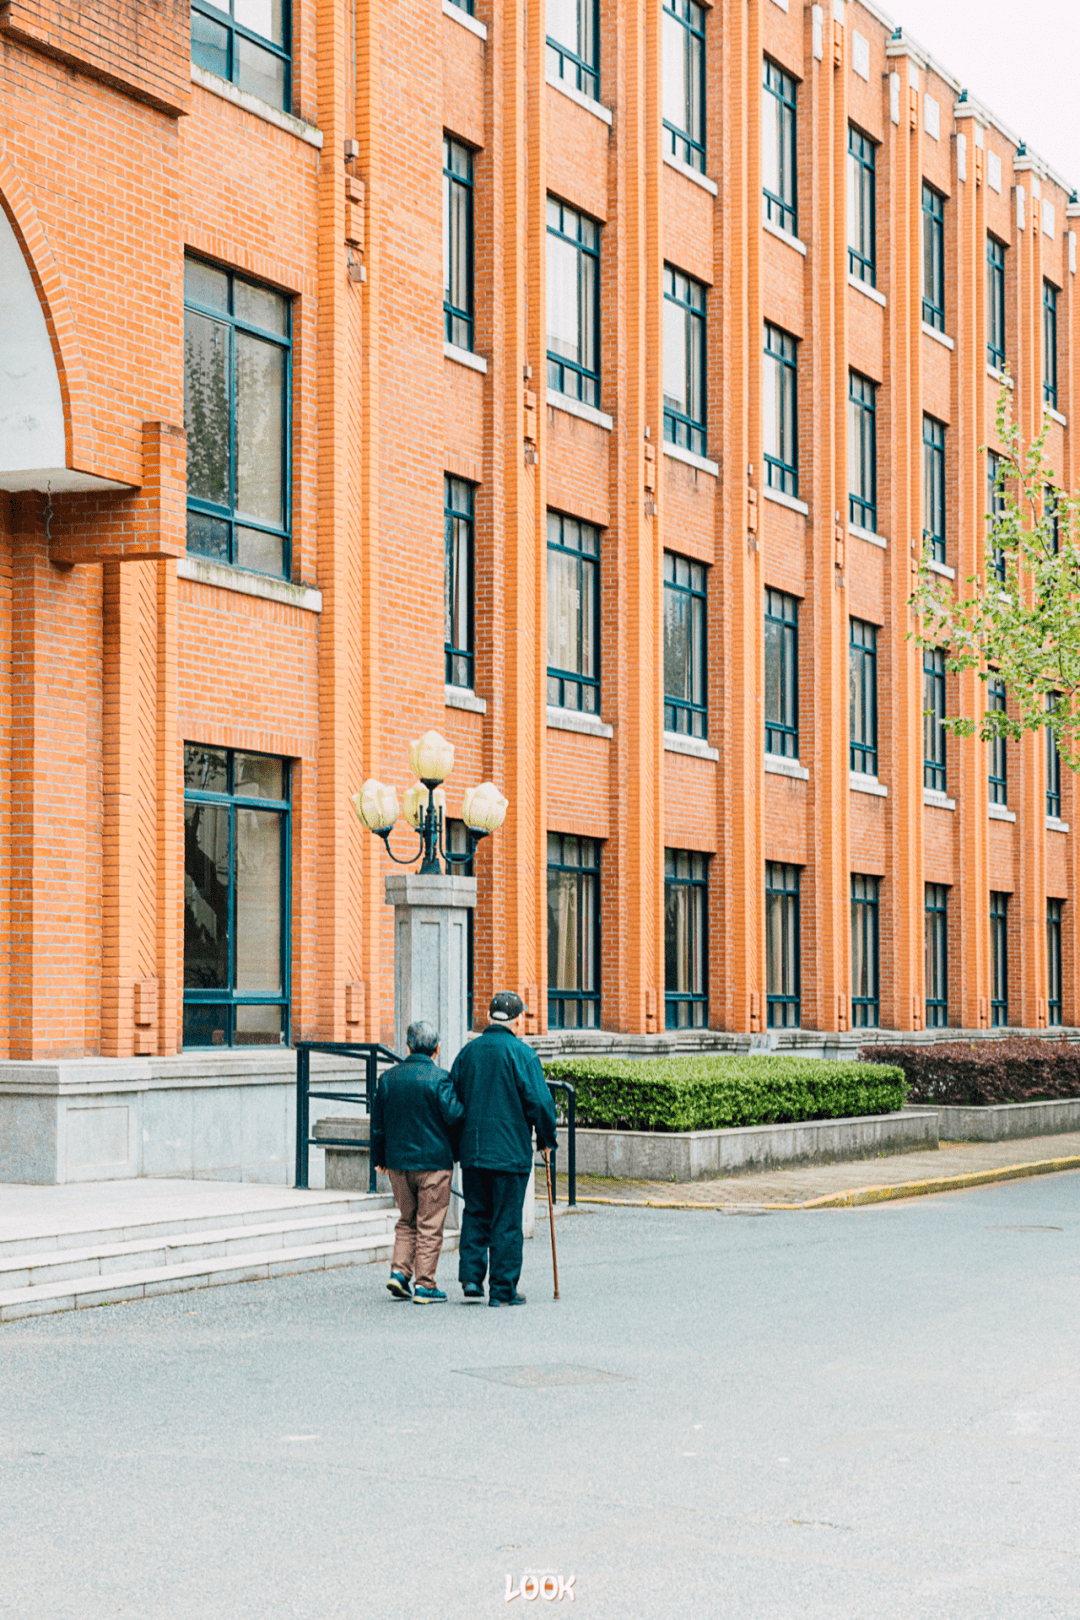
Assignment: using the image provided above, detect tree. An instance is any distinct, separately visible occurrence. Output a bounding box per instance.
[910,383,1080,771]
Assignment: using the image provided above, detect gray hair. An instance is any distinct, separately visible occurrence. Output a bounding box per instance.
[406,1020,440,1055]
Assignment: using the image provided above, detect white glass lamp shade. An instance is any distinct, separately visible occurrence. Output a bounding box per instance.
[409,729,455,783]
[351,779,400,832]
[461,781,509,833]
[403,782,446,829]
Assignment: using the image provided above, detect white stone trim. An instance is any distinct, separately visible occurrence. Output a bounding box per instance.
[444,342,487,373]
[764,486,810,517]
[663,153,718,196]
[927,558,955,580]
[922,322,955,351]
[987,365,1014,390]
[177,558,322,613]
[765,753,809,781]
[1047,406,1068,428]
[445,685,487,714]
[663,442,719,477]
[547,392,613,431]
[847,273,886,308]
[191,66,323,147]
[988,803,1017,823]
[850,772,888,798]
[763,216,807,257]
[545,70,613,126]
[924,788,956,811]
[664,731,719,762]
[442,0,487,40]
[1047,816,1071,834]
[848,523,887,549]
[548,706,613,740]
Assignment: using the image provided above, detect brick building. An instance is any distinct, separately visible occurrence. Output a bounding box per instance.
[1,0,1078,1123]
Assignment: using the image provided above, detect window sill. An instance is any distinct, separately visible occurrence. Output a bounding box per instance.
[764,486,809,516]
[663,152,718,196]
[444,341,487,373]
[923,788,956,811]
[762,216,807,257]
[545,69,613,126]
[1046,406,1068,428]
[177,557,322,613]
[547,391,613,431]
[987,364,1014,390]
[848,523,887,549]
[547,706,613,739]
[191,65,323,148]
[847,272,886,308]
[446,685,487,714]
[850,772,888,797]
[988,803,1017,823]
[927,557,955,579]
[765,753,809,781]
[922,321,955,351]
[664,731,719,762]
[1047,815,1071,833]
[663,441,719,476]
[442,0,487,40]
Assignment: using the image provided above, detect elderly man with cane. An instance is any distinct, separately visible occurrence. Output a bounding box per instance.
[448,991,558,1307]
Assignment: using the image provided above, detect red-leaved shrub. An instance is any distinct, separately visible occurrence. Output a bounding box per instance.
[858,1036,1080,1107]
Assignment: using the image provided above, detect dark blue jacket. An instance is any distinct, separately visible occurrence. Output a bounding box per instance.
[449,1025,558,1172]
[369,1053,464,1172]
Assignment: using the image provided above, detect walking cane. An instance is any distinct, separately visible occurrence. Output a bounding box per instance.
[542,1148,560,1300]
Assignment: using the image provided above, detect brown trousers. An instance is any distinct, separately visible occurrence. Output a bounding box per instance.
[387,1168,453,1289]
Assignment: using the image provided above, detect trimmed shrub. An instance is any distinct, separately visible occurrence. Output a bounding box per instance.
[541,1054,906,1133]
[860,1036,1080,1108]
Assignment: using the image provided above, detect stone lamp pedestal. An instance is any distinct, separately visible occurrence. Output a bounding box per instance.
[384,872,477,1069]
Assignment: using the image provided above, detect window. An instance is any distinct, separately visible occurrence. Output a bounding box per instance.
[664,266,707,456]
[1044,280,1059,410]
[191,0,290,109]
[184,257,291,579]
[663,0,705,172]
[990,891,1009,1026]
[547,834,600,1028]
[851,875,880,1028]
[446,0,473,14]
[665,850,708,1029]
[762,60,797,236]
[1047,899,1064,1027]
[663,552,707,737]
[765,588,799,759]
[847,126,876,286]
[765,863,800,1028]
[987,679,1007,806]
[987,236,1006,370]
[443,138,474,351]
[547,510,600,713]
[925,883,948,1028]
[923,647,947,793]
[848,370,877,532]
[921,182,945,331]
[922,415,946,565]
[849,618,878,777]
[446,820,475,1030]
[1046,486,1061,555]
[546,198,600,408]
[183,744,290,1048]
[444,476,474,688]
[763,324,798,497]
[1047,697,1062,818]
[987,450,1006,583]
[546,0,599,101]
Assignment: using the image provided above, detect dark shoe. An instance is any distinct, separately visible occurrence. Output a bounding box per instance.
[462,1282,484,1301]
[387,1270,412,1300]
[488,1292,527,1307]
[412,1285,447,1305]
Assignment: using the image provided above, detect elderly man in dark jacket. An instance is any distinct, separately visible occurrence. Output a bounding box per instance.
[371,1020,464,1305]
[448,992,558,1307]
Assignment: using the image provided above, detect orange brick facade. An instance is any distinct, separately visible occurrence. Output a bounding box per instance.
[1,0,1078,1061]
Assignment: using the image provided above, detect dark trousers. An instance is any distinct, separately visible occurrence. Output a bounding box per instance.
[458,1168,530,1301]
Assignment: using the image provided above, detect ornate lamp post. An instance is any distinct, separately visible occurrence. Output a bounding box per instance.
[351,729,508,874]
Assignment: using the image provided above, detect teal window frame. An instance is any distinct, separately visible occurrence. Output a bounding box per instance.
[663,265,707,457]
[987,679,1007,806]
[1044,279,1059,409]
[546,197,601,408]
[547,833,601,1029]
[1047,696,1062,819]
[987,450,1006,583]
[847,126,876,286]
[990,890,1009,1027]
[766,862,800,1029]
[546,0,599,102]
[762,59,797,237]
[848,370,877,532]
[923,647,947,793]
[663,0,705,173]
[922,182,945,331]
[443,137,474,351]
[191,0,291,110]
[765,587,799,759]
[987,235,1006,370]
[1047,899,1064,1027]
[925,883,948,1028]
[665,849,708,1030]
[923,415,946,565]
[446,819,475,1029]
[849,618,878,777]
[446,0,474,14]
[663,552,707,738]
[851,874,880,1029]
[764,323,798,498]
[547,510,601,714]
[444,475,475,689]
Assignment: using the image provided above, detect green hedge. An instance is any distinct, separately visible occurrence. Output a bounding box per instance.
[541,1054,907,1133]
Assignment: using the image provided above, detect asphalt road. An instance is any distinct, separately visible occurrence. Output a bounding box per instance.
[2,1174,1079,1620]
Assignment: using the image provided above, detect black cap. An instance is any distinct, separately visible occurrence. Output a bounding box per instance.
[489,991,528,1023]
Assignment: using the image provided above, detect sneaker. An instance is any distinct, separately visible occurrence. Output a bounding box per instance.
[387,1270,412,1300]
[488,1292,527,1307]
[461,1282,484,1301]
[412,1285,447,1305]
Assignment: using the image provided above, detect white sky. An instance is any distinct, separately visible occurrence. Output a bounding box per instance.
[880,0,1080,192]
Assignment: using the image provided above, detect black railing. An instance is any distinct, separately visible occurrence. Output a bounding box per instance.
[295,1041,402,1192]
[545,1079,577,1207]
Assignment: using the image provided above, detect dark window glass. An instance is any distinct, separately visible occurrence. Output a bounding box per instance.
[665,849,708,1029]
[444,476,475,689]
[925,883,948,1028]
[191,0,290,110]
[851,874,880,1028]
[662,0,705,172]
[1044,279,1059,410]
[762,59,797,236]
[987,236,1006,371]
[847,126,876,285]
[849,618,878,777]
[446,819,475,1030]
[922,182,945,331]
[763,324,798,498]
[547,511,600,713]
[443,137,474,351]
[1047,696,1062,819]
[663,266,707,457]
[446,0,473,16]
[765,588,799,759]
[546,197,601,408]
[990,890,1009,1026]
[765,862,800,1028]
[1047,899,1064,1027]
[663,552,707,738]
[848,370,877,532]
[547,833,600,1029]
[987,450,1006,583]
[547,0,599,101]
[923,647,947,793]
[923,415,946,565]
[987,679,1007,806]
[1046,486,1061,555]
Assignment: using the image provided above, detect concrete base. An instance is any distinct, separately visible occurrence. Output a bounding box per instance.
[574,1109,940,1181]
[937,1096,1080,1141]
[528,1026,1080,1062]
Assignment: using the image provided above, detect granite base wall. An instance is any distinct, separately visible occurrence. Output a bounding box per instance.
[936,1096,1080,1141]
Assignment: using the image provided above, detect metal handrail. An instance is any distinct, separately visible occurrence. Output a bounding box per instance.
[545,1079,576,1207]
[295,1041,402,1192]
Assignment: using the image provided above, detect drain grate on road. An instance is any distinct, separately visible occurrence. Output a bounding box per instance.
[454,1364,634,1388]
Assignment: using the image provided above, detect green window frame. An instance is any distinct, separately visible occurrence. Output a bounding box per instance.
[765,587,799,760]
[923,415,946,565]
[987,679,1007,806]
[762,59,797,237]
[923,647,947,794]
[444,475,475,689]
[191,0,291,111]
[922,182,945,331]
[987,235,1006,371]
[990,890,1009,1027]
[925,883,948,1028]
[662,0,705,173]
[663,552,707,738]
[987,450,1006,583]
[443,137,474,351]
[184,256,292,580]
[446,0,474,14]
[665,849,708,1030]
[848,370,877,532]
[763,323,798,498]
[851,874,880,1029]
[1047,899,1064,1027]
[1047,696,1062,819]
[766,862,800,1029]
[1044,279,1059,410]
[183,744,291,1049]
[546,0,599,102]
[547,833,600,1029]
[547,510,601,714]
[663,265,707,457]
[847,126,876,286]
[546,197,600,408]
[446,819,475,1029]
[849,618,878,777]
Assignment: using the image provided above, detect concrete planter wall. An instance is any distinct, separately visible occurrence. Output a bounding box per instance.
[574,1109,939,1181]
[936,1096,1080,1141]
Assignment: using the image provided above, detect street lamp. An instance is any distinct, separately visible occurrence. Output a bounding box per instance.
[351,728,508,875]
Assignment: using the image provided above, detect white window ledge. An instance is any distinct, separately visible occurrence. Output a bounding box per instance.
[665,731,719,762]
[442,0,487,40]
[763,216,807,257]
[987,365,1014,390]
[1047,406,1068,428]
[927,557,955,579]
[663,153,718,196]
[1047,815,1071,833]
[922,321,955,351]
[177,557,322,613]
[545,69,613,126]
[444,341,487,373]
[923,788,956,811]
[847,273,886,308]
[850,772,888,797]
[191,65,323,147]
[446,685,487,714]
[764,486,809,517]
[989,803,1017,823]
[663,441,719,477]
[547,706,613,739]
[547,391,613,431]
[765,753,809,781]
[848,523,887,549]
